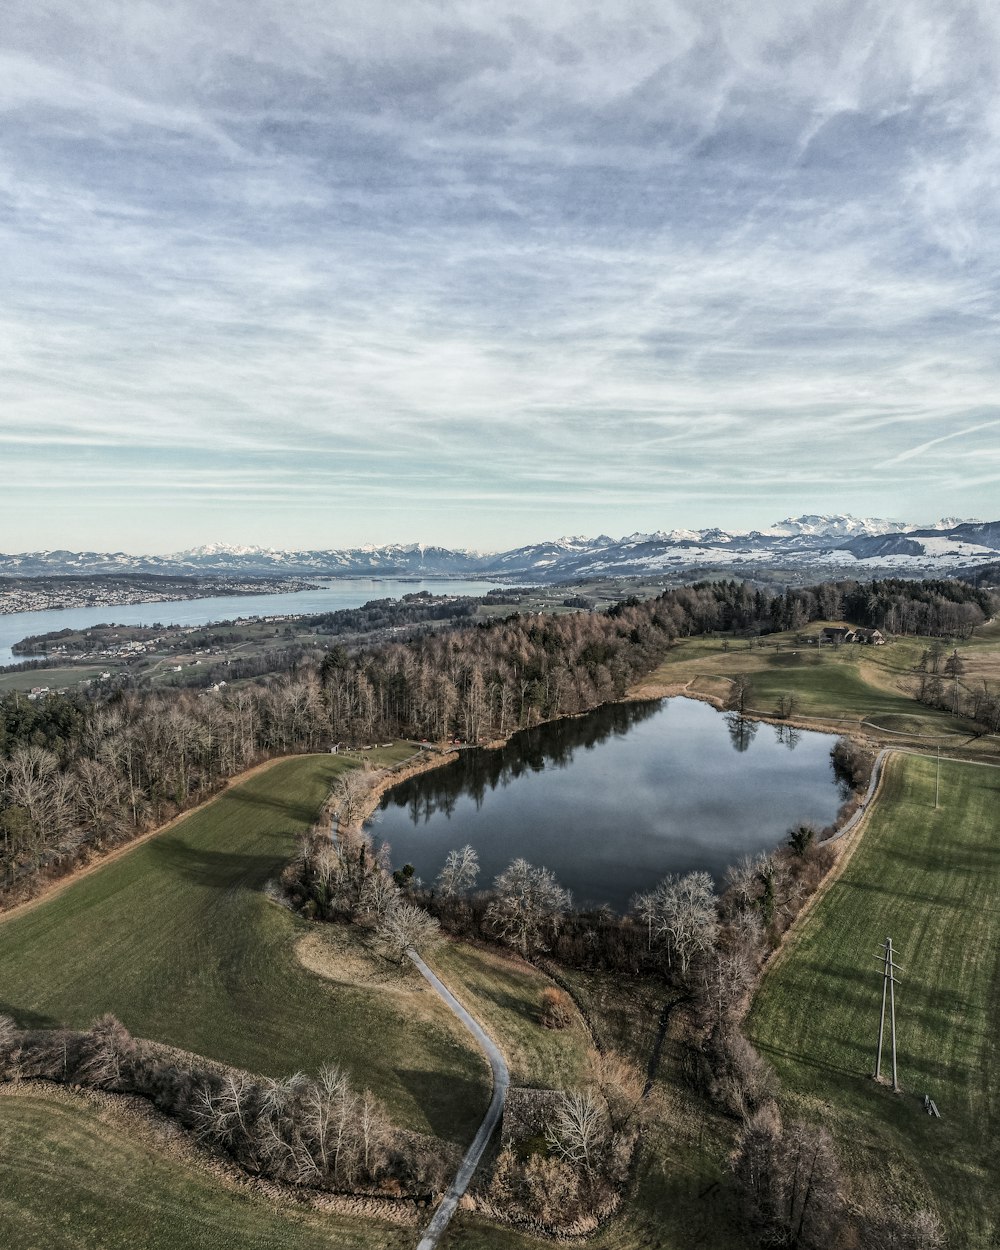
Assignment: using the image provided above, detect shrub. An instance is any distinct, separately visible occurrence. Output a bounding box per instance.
[540,986,574,1029]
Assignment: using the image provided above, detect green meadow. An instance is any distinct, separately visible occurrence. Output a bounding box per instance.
[0,752,488,1142]
[749,753,1000,1246]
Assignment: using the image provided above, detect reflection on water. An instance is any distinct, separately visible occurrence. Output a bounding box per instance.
[726,713,759,753]
[374,696,842,912]
[392,699,663,826]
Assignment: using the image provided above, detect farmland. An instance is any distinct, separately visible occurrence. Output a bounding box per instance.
[0,751,489,1142]
[638,620,1000,752]
[0,1088,407,1250]
[748,752,1000,1247]
[2,608,999,1249]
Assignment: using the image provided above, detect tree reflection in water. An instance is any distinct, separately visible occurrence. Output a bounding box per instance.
[380,700,664,825]
[774,723,802,750]
[725,712,759,753]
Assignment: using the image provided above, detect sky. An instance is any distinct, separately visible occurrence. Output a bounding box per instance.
[2,1,1000,554]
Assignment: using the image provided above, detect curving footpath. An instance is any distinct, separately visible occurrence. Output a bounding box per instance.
[820,747,890,844]
[408,949,509,1250]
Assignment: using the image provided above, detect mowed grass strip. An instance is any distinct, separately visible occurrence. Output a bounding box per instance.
[748,753,1000,1246]
[0,1090,408,1250]
[0,753,488,1142]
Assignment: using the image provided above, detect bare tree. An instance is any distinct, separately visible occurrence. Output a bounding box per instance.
[727,673,755,715]
[358,1088,388,1176]
[359,866,398,920]
[334,764,379,830]
[77,1014,135,1089]
[724,853,763,914]
[436,844,480,897]
[631,888,660,950]
[699,946,757,1025]
[545,1089,609,1175]
[859,1203,946,1250]
[653,871,719,978]
[191,1072,257,1154]
[377,900,441,960]
[705,1025,776,1118]
[731,1108,845,1250]
[486,858,571,955]
[255,1074,316,1182]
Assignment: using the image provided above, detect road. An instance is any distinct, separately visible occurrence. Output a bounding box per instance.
[407,948,509,1250]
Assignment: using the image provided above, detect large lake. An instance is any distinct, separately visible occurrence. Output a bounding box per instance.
[0,578,500,665]
[374,697,843,912]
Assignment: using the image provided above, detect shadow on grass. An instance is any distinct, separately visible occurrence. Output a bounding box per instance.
[463,983,545,1023]
[144,836,287,890]
[394,1067,489,1142]
[223,787,321,827]
[0,1000,59,1029]
[835,876,956,909]
[754,1036,863,1080]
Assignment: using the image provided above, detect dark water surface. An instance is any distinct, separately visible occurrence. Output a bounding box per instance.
[374,697,842,912]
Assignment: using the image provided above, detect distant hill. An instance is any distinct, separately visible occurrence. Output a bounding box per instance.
[3,515,998,582]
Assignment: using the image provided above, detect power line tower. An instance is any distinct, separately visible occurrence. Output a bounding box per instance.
[874,937,903,1092]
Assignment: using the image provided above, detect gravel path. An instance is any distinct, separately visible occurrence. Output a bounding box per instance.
[820,747,890,844]
[407,948,509,1250]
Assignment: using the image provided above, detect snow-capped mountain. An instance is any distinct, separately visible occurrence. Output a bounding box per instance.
[761,514,977,540]
[2,516,997,582]
[760,514,908,539]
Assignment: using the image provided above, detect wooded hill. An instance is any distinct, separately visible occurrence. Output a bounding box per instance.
[1,575,995,901]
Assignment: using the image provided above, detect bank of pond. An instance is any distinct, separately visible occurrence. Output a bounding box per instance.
[374,696,844,913]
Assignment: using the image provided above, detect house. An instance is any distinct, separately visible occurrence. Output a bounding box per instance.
[819,625,886,646]
[853,627,886,645]
[820,626,856,644]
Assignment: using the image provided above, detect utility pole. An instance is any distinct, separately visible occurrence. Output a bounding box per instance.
[874,937,903,1092]
[935,746,941,810]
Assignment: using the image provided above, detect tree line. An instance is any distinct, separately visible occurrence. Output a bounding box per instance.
[2,573,995,903]
[0,1013,453,1198]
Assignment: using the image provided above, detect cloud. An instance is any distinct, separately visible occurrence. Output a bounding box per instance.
[2,1,1000,550]
[876,418,1000,466]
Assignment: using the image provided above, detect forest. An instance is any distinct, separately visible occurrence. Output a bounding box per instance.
[1,574,996,902]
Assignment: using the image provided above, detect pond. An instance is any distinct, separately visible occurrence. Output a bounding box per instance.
[373,697,843,912]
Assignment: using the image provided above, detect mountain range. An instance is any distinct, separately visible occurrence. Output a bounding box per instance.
[2,516,998,582]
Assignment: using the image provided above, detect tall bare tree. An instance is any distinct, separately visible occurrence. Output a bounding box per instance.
[436,844,480,897]
[486,858,572,955]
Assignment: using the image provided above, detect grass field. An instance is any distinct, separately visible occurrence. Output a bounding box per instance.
[0,665,116,693]
[0,752,489,1143]
[6,620,999,1249]
[426,943,595,1090]
[0,1089,409,1250]
[640,624,992,748]
[748,752,1000,1246]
